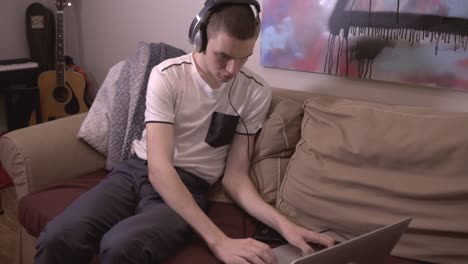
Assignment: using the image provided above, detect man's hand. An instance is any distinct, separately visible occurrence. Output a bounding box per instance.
[280,221,335,256]
[210,236,278,264]
[221,133,333,261]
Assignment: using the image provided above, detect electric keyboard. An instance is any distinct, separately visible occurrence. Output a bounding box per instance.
[0,58,43,131]
[0,59,42,89]
[0,62,39,72]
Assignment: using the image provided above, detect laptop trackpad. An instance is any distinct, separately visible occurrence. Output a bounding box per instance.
[273,244,303,264]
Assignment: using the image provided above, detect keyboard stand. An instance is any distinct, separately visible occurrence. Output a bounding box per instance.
[2,84,42,131]
[0,58,43,131]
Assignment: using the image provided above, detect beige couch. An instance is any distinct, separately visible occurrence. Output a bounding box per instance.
[1,87,467,264]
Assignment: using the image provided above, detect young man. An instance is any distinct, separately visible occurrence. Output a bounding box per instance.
[35,2,333,264]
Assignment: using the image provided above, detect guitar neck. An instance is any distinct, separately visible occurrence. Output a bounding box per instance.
[39,0,88,122]
[56,9,65,87]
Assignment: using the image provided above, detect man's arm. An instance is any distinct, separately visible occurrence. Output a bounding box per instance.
[223,133,335,255]
[146,123,275,264]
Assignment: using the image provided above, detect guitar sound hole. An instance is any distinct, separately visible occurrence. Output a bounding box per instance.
[53,86,70,102]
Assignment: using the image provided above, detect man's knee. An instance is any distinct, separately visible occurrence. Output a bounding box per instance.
[99,229,169,263]
[36,217,98,259]
[36,220,90,264]
[37,221,72,250]
[99,231,144,262]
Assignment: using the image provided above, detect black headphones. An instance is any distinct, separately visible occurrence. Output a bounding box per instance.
[188,0,261,53]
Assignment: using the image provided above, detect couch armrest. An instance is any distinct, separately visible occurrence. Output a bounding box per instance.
[0,113,105,201]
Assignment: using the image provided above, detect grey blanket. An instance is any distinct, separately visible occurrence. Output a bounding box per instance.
[106,42,186,170]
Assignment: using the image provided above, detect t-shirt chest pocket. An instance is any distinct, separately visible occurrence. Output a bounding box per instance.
[205,112,239,148]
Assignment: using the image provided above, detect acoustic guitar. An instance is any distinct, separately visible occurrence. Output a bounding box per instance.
[38,0,87,122]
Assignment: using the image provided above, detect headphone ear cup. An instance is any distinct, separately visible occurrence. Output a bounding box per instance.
[193,30,202,53]
[193,28,207,53]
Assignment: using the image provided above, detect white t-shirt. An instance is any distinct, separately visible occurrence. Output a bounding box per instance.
[132,53,271,184]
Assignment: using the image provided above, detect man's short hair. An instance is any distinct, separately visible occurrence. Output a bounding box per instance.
[206,4,260,41]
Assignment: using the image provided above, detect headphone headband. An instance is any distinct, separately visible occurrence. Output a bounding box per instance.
[209,0,260,14]
[188,0,261,53]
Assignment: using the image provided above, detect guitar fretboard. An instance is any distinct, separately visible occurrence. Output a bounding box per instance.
[56,10,65,87]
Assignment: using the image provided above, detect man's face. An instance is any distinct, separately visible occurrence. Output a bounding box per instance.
[203,31,257,83]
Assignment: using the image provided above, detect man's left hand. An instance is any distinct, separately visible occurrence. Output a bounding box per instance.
[279,221,335,255]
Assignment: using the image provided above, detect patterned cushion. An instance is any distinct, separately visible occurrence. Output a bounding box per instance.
[77,62,123,156]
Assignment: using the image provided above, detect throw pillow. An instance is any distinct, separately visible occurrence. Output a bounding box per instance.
[277,95,468,264]
[76,61,124,156]
[249,97,303,204]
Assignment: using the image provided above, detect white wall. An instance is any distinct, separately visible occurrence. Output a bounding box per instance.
[0,0,59,60]
[2,0,468,132]
[69,0,200,97]
[71,0,468,112]
[0,0,28,60]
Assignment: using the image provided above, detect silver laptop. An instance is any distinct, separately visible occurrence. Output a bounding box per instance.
[273,217,412,264]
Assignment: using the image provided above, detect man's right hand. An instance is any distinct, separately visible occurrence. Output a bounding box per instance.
[210,236,278,264]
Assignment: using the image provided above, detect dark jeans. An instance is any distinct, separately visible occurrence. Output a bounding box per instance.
[35,156,210,264]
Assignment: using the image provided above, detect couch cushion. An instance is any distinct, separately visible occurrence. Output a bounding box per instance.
[17,166,424,264]
[277,95,468,264]
[165,203,257,264]
[249,97,303,204]
[17,170,257,263]
[18,170,108,237]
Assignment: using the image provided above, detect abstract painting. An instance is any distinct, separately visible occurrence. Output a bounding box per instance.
[261,0,468,91]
